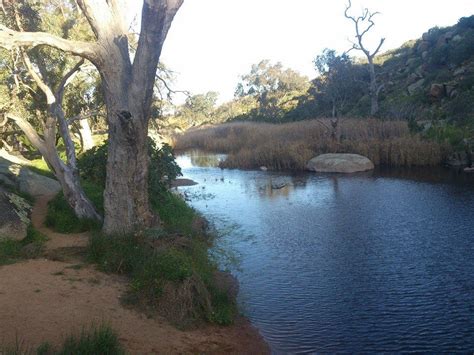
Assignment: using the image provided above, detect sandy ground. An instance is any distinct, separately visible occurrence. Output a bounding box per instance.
[0,196,269,354]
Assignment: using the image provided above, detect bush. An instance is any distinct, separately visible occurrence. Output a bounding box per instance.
[78,139,182,196]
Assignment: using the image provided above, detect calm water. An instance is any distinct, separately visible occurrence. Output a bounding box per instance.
[176,152,474,353]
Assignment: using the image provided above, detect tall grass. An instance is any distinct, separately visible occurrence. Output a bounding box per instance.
[174,119,451,170]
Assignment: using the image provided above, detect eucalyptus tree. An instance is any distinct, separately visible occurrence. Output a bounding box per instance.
[235,60,310,122]
[0,0,101,220]
[0,0,184,234]
[344,0,385,115]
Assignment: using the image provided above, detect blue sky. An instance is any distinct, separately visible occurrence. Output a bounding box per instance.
[131,0,473,104]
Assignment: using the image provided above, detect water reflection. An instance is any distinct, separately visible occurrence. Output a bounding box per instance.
[177,152,474,353]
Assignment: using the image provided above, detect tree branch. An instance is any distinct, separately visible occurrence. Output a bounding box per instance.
[131,0,184,114]
[56,58,85,103]
[21,49,56,104]
[0,25,99,62]
[4,113,46,152]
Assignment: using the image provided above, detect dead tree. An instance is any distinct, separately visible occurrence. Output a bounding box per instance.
[0,0,184,234]
[344,0,385,116]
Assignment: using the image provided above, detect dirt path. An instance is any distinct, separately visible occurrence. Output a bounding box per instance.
[0,196,269,354]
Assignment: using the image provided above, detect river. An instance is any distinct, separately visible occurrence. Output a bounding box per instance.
[176,152,474,353]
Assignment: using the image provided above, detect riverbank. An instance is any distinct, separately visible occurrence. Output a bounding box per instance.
[173,120,451,170]
[0,193,269,353]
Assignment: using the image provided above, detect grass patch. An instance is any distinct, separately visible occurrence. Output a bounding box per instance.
[45,181,103,233]
[0,225,47,265]
[152,191,196,235]
[1,324,125,355]
[29,159,56,179]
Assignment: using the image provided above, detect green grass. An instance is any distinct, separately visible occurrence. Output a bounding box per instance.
[45,181,103,233]
[29,159,56,179]
[152,191,196,235]
[0,225,48,265]
[1,324,125,355]
[88,231,236,327]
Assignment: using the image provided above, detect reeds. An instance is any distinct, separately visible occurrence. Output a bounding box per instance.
[173,119,450,170]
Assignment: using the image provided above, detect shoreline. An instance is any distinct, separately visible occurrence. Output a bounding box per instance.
[0,194,270,353]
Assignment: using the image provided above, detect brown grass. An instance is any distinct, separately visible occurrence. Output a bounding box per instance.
[173,119,451,170]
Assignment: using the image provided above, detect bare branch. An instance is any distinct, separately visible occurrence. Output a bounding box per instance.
[372,38,386,57]
[56,58,85,103]
[67,110,104,125]
[0,25,99,62]
[20,50,56,104]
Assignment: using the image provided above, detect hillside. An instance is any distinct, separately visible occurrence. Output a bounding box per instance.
[374,15,474,126]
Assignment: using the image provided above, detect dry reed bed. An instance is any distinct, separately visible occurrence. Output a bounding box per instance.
[173,119,450,170]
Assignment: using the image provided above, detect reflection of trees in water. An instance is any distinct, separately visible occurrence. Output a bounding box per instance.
[188,151,222,167]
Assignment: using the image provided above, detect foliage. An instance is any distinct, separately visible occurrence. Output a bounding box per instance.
[233,60,310,122]
[78,139,182,196]
[151,191,196,235]
[424,123,473,150]
[88,208,236,327]
[45,181,103,233]
[0,225,47,265]
[311,49,368,117]
[174,92,219,127]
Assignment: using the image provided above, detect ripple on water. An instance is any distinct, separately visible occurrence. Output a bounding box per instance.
[178,156,474,353]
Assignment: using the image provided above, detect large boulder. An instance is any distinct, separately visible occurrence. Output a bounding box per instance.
[0,158,60,197]
[306,154,375,173]
[0,188,32,241]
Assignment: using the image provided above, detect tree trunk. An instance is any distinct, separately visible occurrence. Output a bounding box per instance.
[102,99,153,233]
[1,0,184,234]
[368,58,379,116]
[79,118,94,151]
[9,112,101,221]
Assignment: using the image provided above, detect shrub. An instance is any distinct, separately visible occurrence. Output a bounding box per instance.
[78,139,182,194]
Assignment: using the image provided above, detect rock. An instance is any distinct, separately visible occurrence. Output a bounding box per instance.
[453,67,466,76]
[306,154,375,173]
[0,158,60,197]
[407,79,425,95]
[405,58,417,67]
[418,40,431,52]
[446,152,469,167]
[0,187,32,241]
[430,83,445,98]
[444,85,456,97]
[259,166,268,171]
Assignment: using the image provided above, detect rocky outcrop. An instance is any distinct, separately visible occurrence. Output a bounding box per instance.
[430,83,445,98]
[306,154,374,173]
[0,158,60,197]
[407,78,425,95]
[0,187,32,241]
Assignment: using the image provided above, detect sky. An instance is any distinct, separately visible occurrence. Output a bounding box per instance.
[131,0,473,104]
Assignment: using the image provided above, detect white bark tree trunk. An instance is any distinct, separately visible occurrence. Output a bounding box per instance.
[0,0,184,234]
[79,118,94,151]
